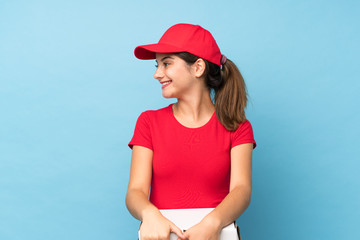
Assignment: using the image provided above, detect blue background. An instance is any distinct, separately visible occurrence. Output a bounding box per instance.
[1,0,359,239]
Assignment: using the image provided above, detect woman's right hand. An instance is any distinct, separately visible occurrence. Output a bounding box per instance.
[139,209,186,240]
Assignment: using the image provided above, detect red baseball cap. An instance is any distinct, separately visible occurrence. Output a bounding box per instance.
[134,23,222,66]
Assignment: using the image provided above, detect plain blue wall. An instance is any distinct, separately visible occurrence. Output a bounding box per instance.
[1,0,359,239]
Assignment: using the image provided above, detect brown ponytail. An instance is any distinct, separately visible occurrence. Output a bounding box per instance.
[175,52,248,131]
[215,59,248,131]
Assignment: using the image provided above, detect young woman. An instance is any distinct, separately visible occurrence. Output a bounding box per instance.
[126,23,256,240]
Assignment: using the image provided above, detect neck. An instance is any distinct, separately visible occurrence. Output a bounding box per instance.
[173,89,215,123]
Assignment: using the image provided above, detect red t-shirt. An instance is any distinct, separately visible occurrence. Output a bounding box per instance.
[129,104,256,209]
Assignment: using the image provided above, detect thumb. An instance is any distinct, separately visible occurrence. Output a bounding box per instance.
[169,223,186,240]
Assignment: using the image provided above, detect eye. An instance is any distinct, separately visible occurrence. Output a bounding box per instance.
[155,62,170,68]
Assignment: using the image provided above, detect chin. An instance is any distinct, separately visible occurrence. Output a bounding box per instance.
[162,94,175,99]
[162,92,176,99]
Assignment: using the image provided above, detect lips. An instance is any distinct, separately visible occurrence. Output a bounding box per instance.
[161,80,172,88]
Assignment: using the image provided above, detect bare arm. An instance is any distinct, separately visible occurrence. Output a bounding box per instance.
[126,145,186,240]
[183,143,253,240]
[126,145,155,220]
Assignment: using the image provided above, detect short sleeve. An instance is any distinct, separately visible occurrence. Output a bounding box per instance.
[128,112,153,150]
[231,120,257,149]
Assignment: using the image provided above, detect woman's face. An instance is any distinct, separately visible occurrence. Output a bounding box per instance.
[154,53,199,99]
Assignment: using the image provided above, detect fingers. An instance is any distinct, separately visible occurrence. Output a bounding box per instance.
[182,231,190,240]
[170,223,186,240]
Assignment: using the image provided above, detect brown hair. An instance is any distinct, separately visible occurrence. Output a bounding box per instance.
[175,52,248,131]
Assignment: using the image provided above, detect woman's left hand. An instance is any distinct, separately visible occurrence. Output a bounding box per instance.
[180,216,222,240]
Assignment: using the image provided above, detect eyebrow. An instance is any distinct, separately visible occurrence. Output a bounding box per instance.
[155,56,174,63]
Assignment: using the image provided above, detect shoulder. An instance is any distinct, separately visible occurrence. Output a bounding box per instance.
[146,104,172,115]
[136,104,173,122]
[237,119,253,130]
[230,119,256,149]
[129,105,173,150]
[233,119,255,136]
[219,119,253,134]
[140,104,172,116]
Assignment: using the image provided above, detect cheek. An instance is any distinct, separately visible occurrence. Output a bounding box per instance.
[165,65,194,88]
[166,67,179,79]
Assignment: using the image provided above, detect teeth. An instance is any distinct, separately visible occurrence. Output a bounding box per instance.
[162,81,171,86]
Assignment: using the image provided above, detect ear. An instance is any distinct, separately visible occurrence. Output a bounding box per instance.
[192,58,206,78]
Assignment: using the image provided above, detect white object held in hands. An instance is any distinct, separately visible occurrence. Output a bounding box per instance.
[138,208,241,240]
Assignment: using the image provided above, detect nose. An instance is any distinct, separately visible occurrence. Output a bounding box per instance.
[153,65,164,80]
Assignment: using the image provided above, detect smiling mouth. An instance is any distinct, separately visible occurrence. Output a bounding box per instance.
[161,80,172,87]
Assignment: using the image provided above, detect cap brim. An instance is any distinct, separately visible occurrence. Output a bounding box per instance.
[134,43,185,60]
